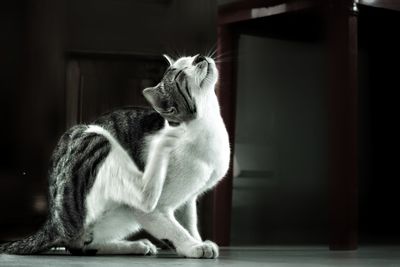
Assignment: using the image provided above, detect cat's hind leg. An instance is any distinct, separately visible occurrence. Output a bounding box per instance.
[85,124,185,214]
[86,240,157,255]
[81,206,158,255]
[68,240,157,256]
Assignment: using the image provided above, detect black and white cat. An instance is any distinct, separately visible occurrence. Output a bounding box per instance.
[0,54,230,258]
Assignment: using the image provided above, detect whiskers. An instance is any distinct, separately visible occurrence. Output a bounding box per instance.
[205,43,218,59]
[163,45,234,66]
[205,45,234,64]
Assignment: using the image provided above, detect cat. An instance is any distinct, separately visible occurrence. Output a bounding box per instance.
[0,54,230,258]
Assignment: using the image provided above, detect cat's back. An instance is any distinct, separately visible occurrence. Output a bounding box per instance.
[93,106,165,134]
[93,106,166,171]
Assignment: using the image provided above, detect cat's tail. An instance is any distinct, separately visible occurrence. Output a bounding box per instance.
[0,220,59,255]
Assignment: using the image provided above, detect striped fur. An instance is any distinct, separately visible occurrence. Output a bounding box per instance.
[0,109,164,254]
[1,125,112,254]
[0,221,57,255]
[93,107,164,172]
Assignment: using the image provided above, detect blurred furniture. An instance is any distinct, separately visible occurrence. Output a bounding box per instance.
[217,0,399,249]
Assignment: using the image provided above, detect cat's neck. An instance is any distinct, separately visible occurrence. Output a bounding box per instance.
[186,91,224,131]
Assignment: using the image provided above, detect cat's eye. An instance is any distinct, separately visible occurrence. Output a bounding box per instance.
[164,107,176,114]
[174,69,184,80]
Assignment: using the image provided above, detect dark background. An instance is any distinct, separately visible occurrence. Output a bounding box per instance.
[1,0,399,246]
[357,5,400,245]
[0,0,216,241]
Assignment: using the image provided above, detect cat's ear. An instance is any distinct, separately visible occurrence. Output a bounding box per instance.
[163,54,175,66]
[143,86,160,109]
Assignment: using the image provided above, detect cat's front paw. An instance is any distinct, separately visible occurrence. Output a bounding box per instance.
[158,126,185,151]
[177,240,219,259]
[136,239,158,255]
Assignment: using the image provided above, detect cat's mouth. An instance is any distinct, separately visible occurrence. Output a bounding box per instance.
[200,62,212,87]
[205,62,211,78]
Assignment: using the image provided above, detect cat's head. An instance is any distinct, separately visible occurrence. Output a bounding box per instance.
[143,54,218,124]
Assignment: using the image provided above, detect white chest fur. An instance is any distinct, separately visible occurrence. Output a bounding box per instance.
[144,112,230,210]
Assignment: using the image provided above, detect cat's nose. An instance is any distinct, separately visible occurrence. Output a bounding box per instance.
[193,55,206,65]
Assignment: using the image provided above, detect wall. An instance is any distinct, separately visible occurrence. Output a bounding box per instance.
[66,0,216,55]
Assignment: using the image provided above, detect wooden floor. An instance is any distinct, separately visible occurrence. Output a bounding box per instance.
[1,246,400,267]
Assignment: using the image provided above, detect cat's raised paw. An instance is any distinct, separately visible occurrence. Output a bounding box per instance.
[158,125,186,151]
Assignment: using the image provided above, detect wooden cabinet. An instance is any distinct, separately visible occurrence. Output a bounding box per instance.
[217,0,400,249]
